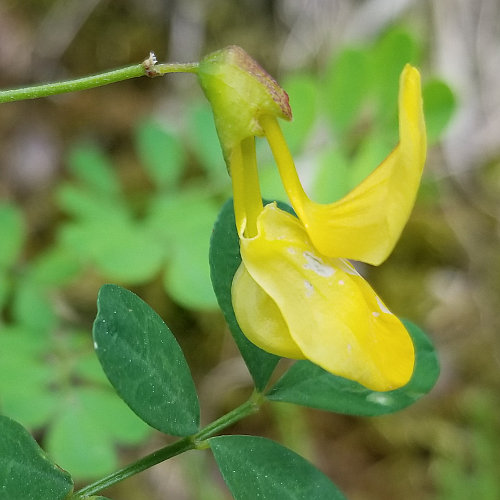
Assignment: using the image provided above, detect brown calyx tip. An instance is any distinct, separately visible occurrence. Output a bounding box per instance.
[226,45,292,121]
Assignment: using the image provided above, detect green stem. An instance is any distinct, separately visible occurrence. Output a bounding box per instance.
[0,58,198,104]
[71,392,264,499]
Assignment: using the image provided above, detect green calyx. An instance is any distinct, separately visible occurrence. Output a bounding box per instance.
[198,45,292,167]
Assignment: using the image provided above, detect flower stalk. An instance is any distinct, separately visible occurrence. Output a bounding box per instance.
[71,392,264,498]
[0,54,198,104]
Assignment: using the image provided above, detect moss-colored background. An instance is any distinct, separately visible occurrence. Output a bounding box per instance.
[1,1,500,499]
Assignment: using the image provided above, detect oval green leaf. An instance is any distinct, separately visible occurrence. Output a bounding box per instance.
[266,320,439,416]
[0,415,73,500]
[210,435,346,500]
[209,199,279,390]
[93,284,200,435]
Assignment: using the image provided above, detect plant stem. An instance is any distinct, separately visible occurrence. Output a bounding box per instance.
[71,392,264,498]
[71,437,194,499]
[0,59,198,104]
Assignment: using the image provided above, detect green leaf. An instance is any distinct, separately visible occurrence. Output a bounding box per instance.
[73,351,110,386]
[11,280,57,334]
[371,28,420,123]
[348,133,392,189]
[281,74,318,152]
[45,395,117,480]
[0,202,24,270]
[312,148,351,203]
[0,272,9,310]
[209,199,279,390]
[66,143,120,195]
[258,160,288,203]
[29,246,81,286]
[0,328,57,429]
[0,415,73,500]
[77,387,151,445]
[56,184,126,221]
[188,103,226,179]
[324,47,369,132]
[1,390,59,431]
[93,284,200,435]
[164,243,217,310]
[266,320,439,416]
[60,217,164,285]
[210,435,346,500]
[146,190,218,309]
[135,119,185,190]
[45,387,151,480]
[91,223,164,284]
[423,79,456,144]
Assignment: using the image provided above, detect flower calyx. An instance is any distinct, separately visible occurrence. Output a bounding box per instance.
[198,45,291,166]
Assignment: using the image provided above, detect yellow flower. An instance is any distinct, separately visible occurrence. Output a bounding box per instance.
[198,47,426,391]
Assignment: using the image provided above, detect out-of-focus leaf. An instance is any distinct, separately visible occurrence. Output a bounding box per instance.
[146,190,218,309]
[11,281,57,334]
[0,415,73,500]
[77,387,151,445]
[281,74,318,153]
[56,184,126,222]
[348,133,392,189]
[0,327,49,358]
[164,242,217,310]
[210,435,346,499]
[73,352,110,386]
[135,119,185,190]
[423,79,456,144]
[42,387,149,480]
[28,246,81,287]
[67,143,120,195]
[324,47,369,133]
[0,328,56,429]
[188,103,226,179]
[258,160,288,203]
[0,202,25,270]
[267,321,439,416]
[60,218,164,285]
[93,285,200,435]
[0,391,59,431]
[0,273,10,310]
[45,394,117,480]
[312,148,351,203]
[371,29,420,123]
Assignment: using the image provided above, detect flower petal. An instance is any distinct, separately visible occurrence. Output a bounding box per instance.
[232,264,305,359]
[264,64,426,265]
[235,204,415,391]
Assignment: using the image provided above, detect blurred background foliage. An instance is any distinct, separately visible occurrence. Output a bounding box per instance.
[1,0,500,499]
